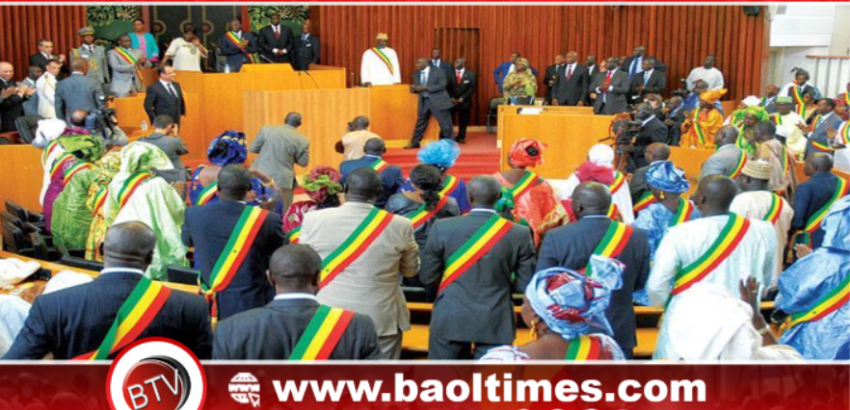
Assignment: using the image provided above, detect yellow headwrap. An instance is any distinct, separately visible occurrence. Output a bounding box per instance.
[699,88,727,104]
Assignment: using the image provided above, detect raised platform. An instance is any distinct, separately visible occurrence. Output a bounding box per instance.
[384,132,501,181]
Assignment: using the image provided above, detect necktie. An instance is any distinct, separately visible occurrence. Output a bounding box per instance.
[630,58,639,76]
[421,71,427,85]
[606,70,613,82]
[456,70,462,84]
[644,71,650,86]
[167,83,178,99]
[566,65,573,81]
[274,26,280,39]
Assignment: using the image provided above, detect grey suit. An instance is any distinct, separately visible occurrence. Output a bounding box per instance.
[592,69,630,115]
[410,67,454,143]
[139,132,189,183]
[71,44,110,85]
[20,77,38,117]
[108,47,144,97]
[249,124,310,207]
[761,96,778,115]
[805,112,842,158]
[700,144,744,179]
[54,72,104,121]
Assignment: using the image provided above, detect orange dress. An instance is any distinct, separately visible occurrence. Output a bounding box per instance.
[681,107,724,149]
[494,172,566,246]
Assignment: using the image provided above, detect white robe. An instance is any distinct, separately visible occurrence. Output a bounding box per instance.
[360,47,401,86]
[35,73,57,119]
[551,174,635,224]
[774,111,806,156]
[730,192,794,287]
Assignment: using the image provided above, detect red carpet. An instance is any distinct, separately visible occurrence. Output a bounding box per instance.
[384,132,501,180]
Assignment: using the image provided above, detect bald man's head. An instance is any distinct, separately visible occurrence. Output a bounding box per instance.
[467,175,502,208]
[646,143,670,162]
[102,222,156,270]
[804,153,833,177]
[268,245,323,293]
[70,57,88,73]
[69,110,89,127]
[285,112,302,127]
[694,175,739,216]
[364,138,386,155]
[351,116,370,130]
[572,182,612,217]
[717,126,739,147]
[218,164,252,200]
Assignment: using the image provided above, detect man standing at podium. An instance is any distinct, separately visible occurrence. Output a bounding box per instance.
[258,13,294,64]
[360,33,401,87]
[219,19,259,73]
[406,58,454,149]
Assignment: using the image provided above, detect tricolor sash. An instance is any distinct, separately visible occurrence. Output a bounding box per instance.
[792,177,849,246]
[225,32,258,64]
[772,113,783,126]
[289,305,355,361]
[42,139,61,166]
[608,171,625,194]
[90,186,107,216]
[633,191,657,214]
[287,226,301,244]
[510,171,539,200]
[797,104,808,118]
[407,195,449,230]
[780,146,790,175]
[791,84,804,106]
[194,182,218,206]
[845,93,850,106]
[564,335,605,360]
[728,150,747,179]
[74,277,171,360]
[117,171,154,210]
[780,274,849,333]
[200,206,269,325]
[439,214,512,293]
[320,208,394,289]
[439,175,460,197]
[606,204,622,222]
[763,194,784,224]
[581,221,633,276]
[668,198,695,228]
[49,154,75,181]
[370,158,389,173]
[812,140,834,153]
[840,122,850,145]
[114,47,144,81]
[692,109,707,146]
[63,161,92,184]
[370,47,394,75]
[671,215,751,296]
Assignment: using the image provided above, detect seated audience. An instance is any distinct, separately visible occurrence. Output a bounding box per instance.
[791,153,846,251]
[284,166,343,243]
[213,245,381,360]
[555,144,633,224]
[772,96,807,157]
[339,115,382,161]
[138,115,190,184]
[398,139,470,213]
[340,138,404,209]
[663,96,686,146]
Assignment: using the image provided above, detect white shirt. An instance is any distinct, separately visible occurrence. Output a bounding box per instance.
[159,79,178,97]
[165,37,203,72]
[360,47,401,86]
[418,66,430,84]
[274,293,318,302]
[35,72,57,119]
[833,121,850,173]
[642,69,654,85]
[730,191,794,286]
[774,111,806,155]
[686,66,724,91]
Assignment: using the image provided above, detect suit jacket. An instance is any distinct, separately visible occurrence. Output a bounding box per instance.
[592,69,630,115]
[0,79,25,132]
[761,95,778,114]
[700,144,744,179]
[258,24,295,63]
[792,172,840,249]
[543,64,561,101]
[29,53,69,77]
[138,132,189,183]
[430,59,454,81]
[806,113,843,156]
[536,217,651,351]
[144,81,186,124]
[420,210,536,344]
[621,55,666,76]
[218,31,259,72]
[213,297,381,360]
[447,69,476,110]
[3,269,212,360]
[21,77,39,117]
[664,106,687,144]
[108,48,144,96]
[71,45,109,84]
[411,67,453,111]
[339,155,404,209]
[554,63,590,105]
[183,200,284,321]
[632,117,668,168]
[248,124,310,189]
[300,202,419,337]
[494,61,538,93]
[293,33,320,70]
[630,69,666,98]
[54,73,104,122]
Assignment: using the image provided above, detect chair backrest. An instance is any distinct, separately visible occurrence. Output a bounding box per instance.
[2,220,29,255]
[58,256,105,272]
[167,266,201,285]
[0,211,22,231]
[5,201,27,222]
[508,96,534,106]
[15,115,43,144]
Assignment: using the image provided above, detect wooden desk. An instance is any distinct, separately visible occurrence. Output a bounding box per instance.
[368,85,438,147]
[0,145,42,212]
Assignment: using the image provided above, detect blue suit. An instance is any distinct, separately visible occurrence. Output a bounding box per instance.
[805,112,842,158]
[182,200,284,320]
[494,61,538,93]
[793,172,841,249]
[340,155,405,209]
[3,270,212,360]
[218,31,259,73]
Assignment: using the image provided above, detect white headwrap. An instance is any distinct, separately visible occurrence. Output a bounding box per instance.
[742,95,762,108]
[588,144,615,168]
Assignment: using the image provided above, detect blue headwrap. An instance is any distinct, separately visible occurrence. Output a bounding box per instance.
[527,256,624,341]
[822,196,850,252]
[646,161,690,194]
[417,139,461,171]
[207,131,248,166]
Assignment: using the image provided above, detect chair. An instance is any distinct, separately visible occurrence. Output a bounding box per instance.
[167,266,200,285]
[5,201,45,232]
[486,97,505,135]
[507,96,534,106]
[14,115,43,144]
[2,221,35,257]
[58,256,104,272]
[29,231,63,262]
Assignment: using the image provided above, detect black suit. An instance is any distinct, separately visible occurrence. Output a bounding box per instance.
[3,270,212,360]
[554,63,590,106]
[592,69,630,115]
[586,65,600,105]
[630,69,667,100]
[631,117,668,169]
[182,200,284,321]
[144,81,186,125]
[258,24,295,63]
[621,55,666,77]
[664,106,687,146]
[543,64,561,103]
[537,217,650,358]
[420,210,536,359]
[410,67,454,144]
[0,79,25,132]
[29,53,69,78]
[292,33,320,70]
[213,297,381,360]
[448,69,476,142]
[430,59,453,80]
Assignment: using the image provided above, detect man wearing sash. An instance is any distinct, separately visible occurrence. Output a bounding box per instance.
[300,168,418,359]
[828,100,849,173]
[647,175,777,359]
[753,120,797,197]
[218,19,259,73]
[731,160,794,287]
[213,245,380,360]
[780,69,816,110]
[797,98,841,158]
[772,96,806,157]
[419,176,535,359]
[360,33,401,87]
[340,138,404,209]
[699,126,745,180]
[776,196,850,360]
[792,154,848,250]
[629,142,669,207]
[538,182,650,358]
[4,222,211,360]
[183,165,284,322]
[107,34,146,97]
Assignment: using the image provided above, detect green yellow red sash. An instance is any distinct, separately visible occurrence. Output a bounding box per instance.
[633,191,657,214]
[370,157,389,173]
[608,171,625,194]
[581,221,633,276]
[780,274,849,333]
[439,175,460,197]
[797,104,808,118]
[49,154,75,181]
[763,194,784,224]
[200,206,269,325]
[728,150,747,179]
[812,140,834,153]
[791,84,804,106]
[793,177,849,246]
[780,146,790,175]
[320,208,394,289]
[225,32,258,64]
[669,198,695,228]
[844,93,850,106]
[606,204,622,221]
[114,47,144,81]
[117,171,154,210]
[370,47,394,75]
[42,139,61,166]
[692,108,706,146]
[289,305,355,360]
[672,214,751,296]
[63,161,92,184]
[287,226,301,244]
[511,171,539,199]
[90,186,107,216]
[564,335,604,360]
[439,214,512,293]
[407,195,449,230]
[74,277,171,360]
[773,113,783,126]
[194,182,218,206]
[840,122,850,145]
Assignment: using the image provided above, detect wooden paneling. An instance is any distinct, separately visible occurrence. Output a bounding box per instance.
[368,85,438,146]
[0,145,44,212]
[0,6,87,76]
[317,5,769,125]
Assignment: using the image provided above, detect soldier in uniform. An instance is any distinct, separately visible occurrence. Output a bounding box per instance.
[70,27,109,91]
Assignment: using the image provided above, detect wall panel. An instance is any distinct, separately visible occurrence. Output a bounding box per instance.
[0,6,87,77]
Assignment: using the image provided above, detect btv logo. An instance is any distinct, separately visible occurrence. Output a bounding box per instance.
[229,373,261,407]
[106,338,206,410]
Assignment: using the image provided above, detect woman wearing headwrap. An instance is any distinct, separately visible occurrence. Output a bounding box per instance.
[502,58,537,103]
[681,88,726,149]
[495,138,566,246]
[387,164,460,249]
[552,144,634,224]
[42,134,105,233]
[398,139,470,213]
[734,106,770,157]
[85,153,122,260]
[798,90,818,121]
[479,256,626,362]
[283,166,344,244]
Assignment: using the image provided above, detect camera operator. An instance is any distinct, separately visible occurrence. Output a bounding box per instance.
[628,102,668,169]
[69,108,128,148]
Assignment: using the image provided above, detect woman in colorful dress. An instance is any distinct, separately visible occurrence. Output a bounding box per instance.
[681,89,726,149]
[495,138,566,246]
[129,18,160,65]
[479,256,626,362]
[398,139,470,213]
[84,153,122,261]
[735,106,770,157]
[282,166,344,244]
[42,134,105,233]
[633,161,700,260]
[502,57,537,104]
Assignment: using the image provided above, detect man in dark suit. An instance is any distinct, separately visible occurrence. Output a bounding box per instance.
[630,102,669,169]
[792,154,843,250]
[213,244,381,360]
[663,96,686,146]
[258,13,294,64]
[553,51,589,106]
[406,58,454,148]
[144,65,185,126]
[0,62,35,132]
[420,175,536,359]
[629,142,670,204]
[585,55,599,106]
[799,98,842,158]
[448,58,476,144]
[218,19,259,73]
[622,45,665,79]
[430,49,453,80]
[543,54,564,104]
[29,39,68,77]
[537,182,650,358]
[54,58,105,123]
[340,138,404,209]
[761,84,779,114]
[183,165,284,321]
[592,57,630,115]
[4,222,212,360]
[630,57,666,103]
[293,21,320,71]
